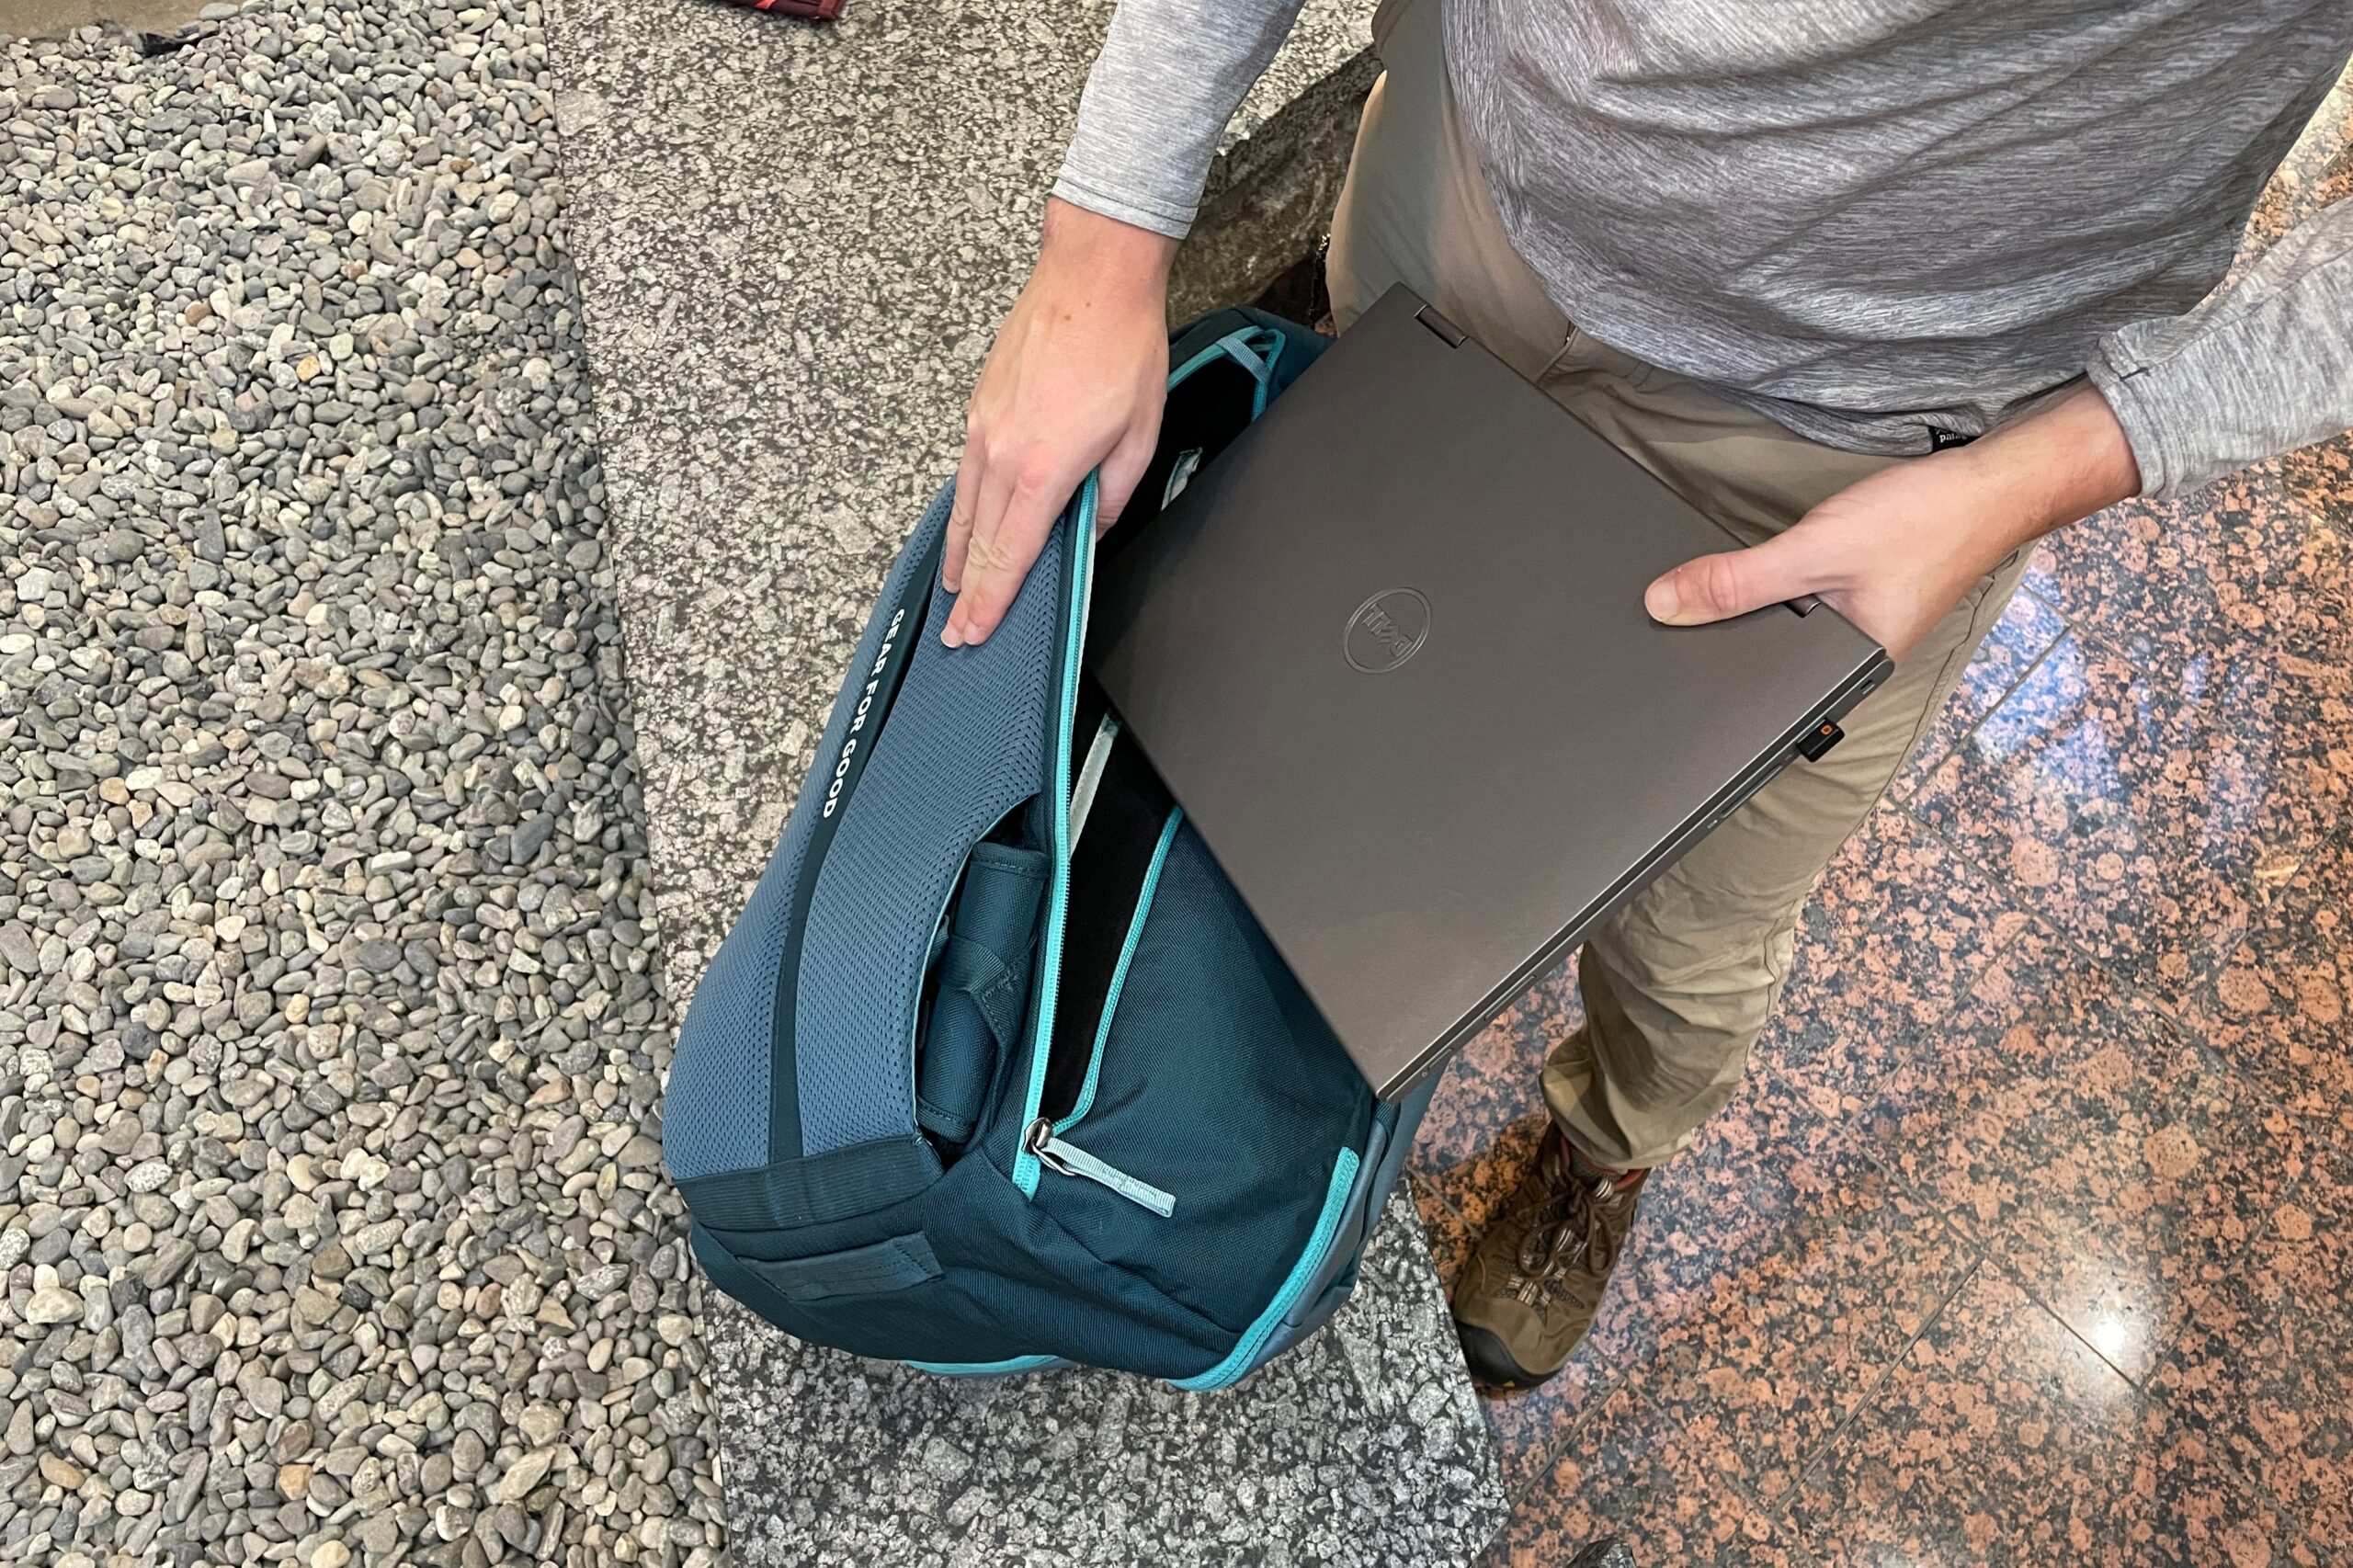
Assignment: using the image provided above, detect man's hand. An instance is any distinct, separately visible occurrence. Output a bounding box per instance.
[941,199,1179,648]
[1643,384,2142,660]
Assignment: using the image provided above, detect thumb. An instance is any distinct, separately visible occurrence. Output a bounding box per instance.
[1644,531,1822,626]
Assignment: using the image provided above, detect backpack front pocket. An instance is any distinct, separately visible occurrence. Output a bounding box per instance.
[916,838,1048,1150]
[1027,822,1376,1333]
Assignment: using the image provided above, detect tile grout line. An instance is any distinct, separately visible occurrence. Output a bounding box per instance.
[1473,858,2052,1522]
[1491,1329,1646,1509]
[1498,1119,1987,1539]
[1769,1247,1994,1534]
[1732,551,2339,1543]
[1893,793,2254,1028]
[1404,1161,1638,1515]
[1899,565,2347,1012]
[1810,927,2351,1533]
[1893,793,2353,1173]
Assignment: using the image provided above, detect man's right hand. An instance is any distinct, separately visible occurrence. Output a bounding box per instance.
[941,198,1179,648]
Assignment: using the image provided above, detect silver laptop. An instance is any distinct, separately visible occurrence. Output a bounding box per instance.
[1087,284,1893,1099]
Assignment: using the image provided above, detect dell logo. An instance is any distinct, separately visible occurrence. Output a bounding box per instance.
[1344,588,1430,674]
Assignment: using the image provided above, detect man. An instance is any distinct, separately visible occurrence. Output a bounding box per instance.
[941,0,2353,1390]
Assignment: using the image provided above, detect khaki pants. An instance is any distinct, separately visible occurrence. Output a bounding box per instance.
[1328,0,2029,1169]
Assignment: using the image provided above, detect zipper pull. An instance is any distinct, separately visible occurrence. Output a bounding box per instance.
[1024,1119,1176,1217]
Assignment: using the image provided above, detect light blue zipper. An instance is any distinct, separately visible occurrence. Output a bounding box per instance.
[1173,1145,1361,1391]
[1011,477,1098,1199]
[1024,1118,1176,1217]
[1011,329,1275,1199]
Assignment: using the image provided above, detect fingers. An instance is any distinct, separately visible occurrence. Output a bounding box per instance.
[942,433,983,594]
[1644,530,1824,627]
[943,392,1158,642]
[943,458,1091,648]
[940,453,1022,647]
[1093,400,1164,536]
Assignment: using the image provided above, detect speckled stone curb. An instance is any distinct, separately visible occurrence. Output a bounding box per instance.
[538,0,1506,1559]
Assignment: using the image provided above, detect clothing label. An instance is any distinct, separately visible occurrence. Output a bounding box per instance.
[1161,449,1204,506]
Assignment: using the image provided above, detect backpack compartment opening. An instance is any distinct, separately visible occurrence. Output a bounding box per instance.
[1102,354,1266,563]
[971,316,1381,1335]
[1012,813,1378,1335]
[1039,704,1177,1124]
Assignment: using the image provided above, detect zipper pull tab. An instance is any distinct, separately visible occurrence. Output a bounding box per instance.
[1024,1119,1176,1217]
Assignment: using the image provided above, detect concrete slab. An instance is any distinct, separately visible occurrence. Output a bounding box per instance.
[705,1190,1501,1567]
[540,0,1501,1562]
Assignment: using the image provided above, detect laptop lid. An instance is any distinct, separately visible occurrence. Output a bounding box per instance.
[1090,286,1892,1099]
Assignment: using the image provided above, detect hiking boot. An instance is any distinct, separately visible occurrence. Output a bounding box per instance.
[1449,1131,1646,1391]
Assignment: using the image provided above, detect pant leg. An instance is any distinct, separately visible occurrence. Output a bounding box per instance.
[1546,517,2029,1170]
[1324,0,2029,1170]
[1326,0,1571,378]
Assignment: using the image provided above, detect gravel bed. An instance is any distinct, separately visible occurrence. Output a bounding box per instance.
[1,6,725,1564]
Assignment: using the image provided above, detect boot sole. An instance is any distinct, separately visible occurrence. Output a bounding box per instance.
[1454,1319,1562,1392]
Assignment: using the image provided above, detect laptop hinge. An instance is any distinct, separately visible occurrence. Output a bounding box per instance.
[1415,304,1467,348]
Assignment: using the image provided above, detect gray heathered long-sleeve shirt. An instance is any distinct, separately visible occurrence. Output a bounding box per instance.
[1052,0,2353,496]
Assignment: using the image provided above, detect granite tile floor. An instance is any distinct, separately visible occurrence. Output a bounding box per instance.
[1426,95,2353,1563]
[1431,434,2353,1567]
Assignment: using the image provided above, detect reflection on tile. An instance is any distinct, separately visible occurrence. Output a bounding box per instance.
[1479,1318,1652,1506]
[1483,1377,1807,1568]
[2150,1149,2353,1558]
[1414,1169,1476,1295]
[1431,91,2353,1568]
[1850,930,2302,1383]
[1910,631,2340,997]
[1466,1094,1972,1509]
[1426,1112,1552,1237]
[1845,926,2086,1231]
[2188,832,2353,1147]
[1755,804,2028,1113]
[1791,1267,2148,1566]
[2029,468,2353,687]
[1633,1106,1824,1318]
[1429,1110,1813,1499]
[1416,958,1580,1175]
[1425,1112,1659,1498]
[1419,420,2353,1564]
[2002,1025,2301,1386]
[1893,587,2071,799]
[1669,1145,1976,1505]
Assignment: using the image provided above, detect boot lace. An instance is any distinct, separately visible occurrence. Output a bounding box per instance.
[1508,1171,1624,1309]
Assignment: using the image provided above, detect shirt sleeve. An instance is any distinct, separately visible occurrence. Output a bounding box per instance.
[1052,0,1316,239]
[2086,195,2353,498]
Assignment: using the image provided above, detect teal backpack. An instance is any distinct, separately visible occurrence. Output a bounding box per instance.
[661,309,1436,1384]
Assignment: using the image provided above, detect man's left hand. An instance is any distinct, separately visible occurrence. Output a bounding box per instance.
[1643,383,2143,660]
